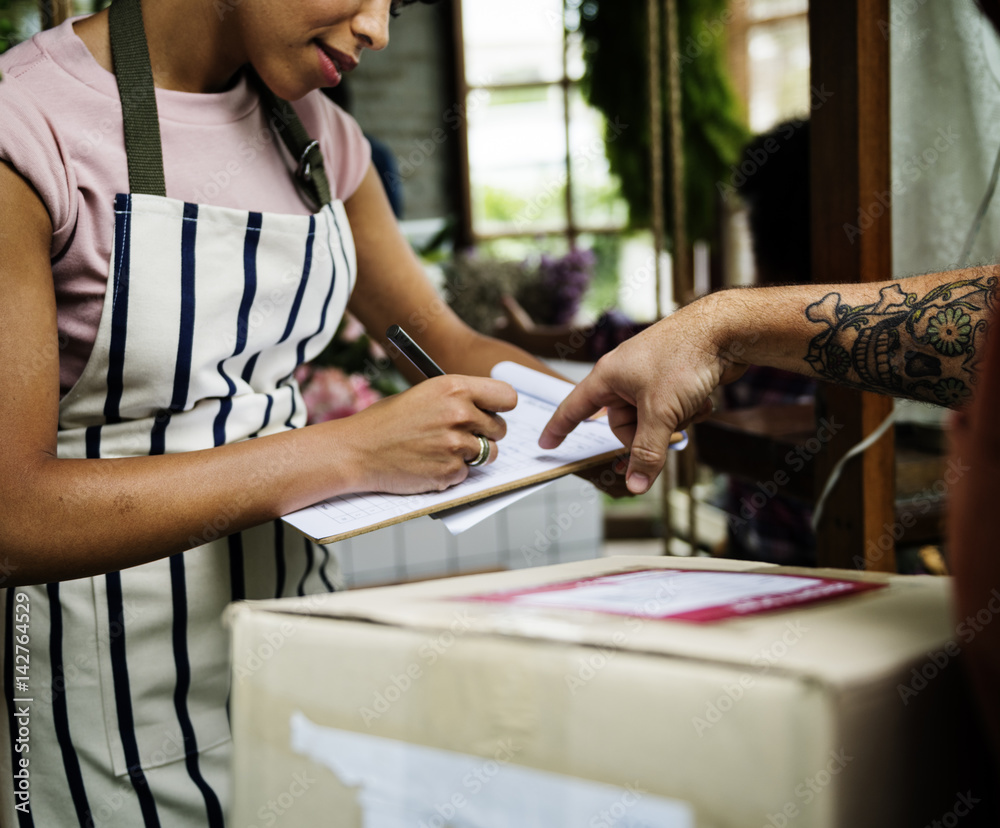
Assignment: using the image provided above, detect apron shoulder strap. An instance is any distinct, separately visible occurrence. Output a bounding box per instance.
[108,0,332,208]
[108,0,166,197]
[248,70,333,209]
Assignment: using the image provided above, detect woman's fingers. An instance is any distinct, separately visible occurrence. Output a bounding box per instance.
[424,375,514,444]
[343,374,517,494]
[472,411,507,443]
[451,374,518,415]
[464,434,498,467]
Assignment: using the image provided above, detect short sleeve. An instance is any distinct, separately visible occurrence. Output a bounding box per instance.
[0,44,77,256]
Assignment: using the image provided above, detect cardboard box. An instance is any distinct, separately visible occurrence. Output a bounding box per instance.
[227,556,985,827]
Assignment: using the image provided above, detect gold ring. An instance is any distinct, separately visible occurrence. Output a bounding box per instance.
[467,434,490,467]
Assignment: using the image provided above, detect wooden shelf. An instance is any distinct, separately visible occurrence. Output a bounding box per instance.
[693,402,946,550]
[695,403,817,502]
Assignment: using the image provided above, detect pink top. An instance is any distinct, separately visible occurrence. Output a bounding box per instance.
[0,18,372,395]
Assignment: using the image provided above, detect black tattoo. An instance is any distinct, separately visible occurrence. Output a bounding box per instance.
[804,276,996,406]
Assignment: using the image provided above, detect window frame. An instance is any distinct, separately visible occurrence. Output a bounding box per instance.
[451,0,629,250]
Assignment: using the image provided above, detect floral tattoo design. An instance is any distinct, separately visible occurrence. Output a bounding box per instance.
[804,275,996,406]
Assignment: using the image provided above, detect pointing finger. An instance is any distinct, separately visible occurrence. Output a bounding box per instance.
[539,375,611,449]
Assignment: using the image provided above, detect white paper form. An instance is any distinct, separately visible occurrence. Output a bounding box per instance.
[433,481,554,535]
[282,365,626,544]
[464,568,884,622]
[495,570,824,616]
[433,362,686,534]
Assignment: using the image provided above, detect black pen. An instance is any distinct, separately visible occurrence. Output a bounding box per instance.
[386,324,445,378]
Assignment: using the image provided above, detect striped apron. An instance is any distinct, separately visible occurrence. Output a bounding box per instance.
[0,3,356,825]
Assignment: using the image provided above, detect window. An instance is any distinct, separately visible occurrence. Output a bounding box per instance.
[730,0,810,133]
[724,0,810,288]
[457,0,630,260]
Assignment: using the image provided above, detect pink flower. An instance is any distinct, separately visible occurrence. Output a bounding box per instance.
[298,365,383,423]
[339,312,367,343]
[349,373,382,411]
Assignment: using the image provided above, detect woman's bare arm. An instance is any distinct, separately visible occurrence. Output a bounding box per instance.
[0,161,514,585]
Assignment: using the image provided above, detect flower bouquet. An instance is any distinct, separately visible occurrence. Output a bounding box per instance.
[295,314,404,424]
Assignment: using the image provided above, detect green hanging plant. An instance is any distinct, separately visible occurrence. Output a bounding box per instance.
[577,0,749,243]
[0,0,17,55]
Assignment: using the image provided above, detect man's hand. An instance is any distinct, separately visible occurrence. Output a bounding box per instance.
[540,295,740,494]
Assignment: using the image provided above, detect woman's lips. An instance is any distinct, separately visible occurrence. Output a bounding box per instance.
[315,42,357,87]
[316,43,342,86]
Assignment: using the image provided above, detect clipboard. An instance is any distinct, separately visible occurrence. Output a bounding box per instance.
[281,362,682,545]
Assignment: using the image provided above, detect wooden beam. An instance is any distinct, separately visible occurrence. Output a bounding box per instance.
[448,0,474,249]
[809,0,896,571]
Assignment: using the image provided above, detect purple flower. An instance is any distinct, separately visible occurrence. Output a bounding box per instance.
[536,248,596,324]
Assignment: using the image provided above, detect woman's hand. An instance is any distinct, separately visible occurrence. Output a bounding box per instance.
[332,374,518,495]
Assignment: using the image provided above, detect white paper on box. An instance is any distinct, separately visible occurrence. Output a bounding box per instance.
[290,711,694,828]
[463,568,885,622]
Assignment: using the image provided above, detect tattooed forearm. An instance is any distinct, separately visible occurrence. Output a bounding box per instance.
[803,274,996,406]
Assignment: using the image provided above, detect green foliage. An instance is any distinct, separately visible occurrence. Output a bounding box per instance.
[577,0,749,243]
[0,0,19,54]
[0,2,110,56]
[582,233,622,314]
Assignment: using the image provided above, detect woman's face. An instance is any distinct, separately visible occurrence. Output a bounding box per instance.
[233,0,394,100]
